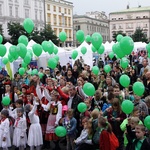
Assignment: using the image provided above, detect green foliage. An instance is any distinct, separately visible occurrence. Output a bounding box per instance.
[7,22,59,45]
[112,31,126,42]
[132,28,148,43]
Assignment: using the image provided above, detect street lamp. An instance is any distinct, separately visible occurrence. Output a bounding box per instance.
[61,13,65,47]
[43,0,46,28]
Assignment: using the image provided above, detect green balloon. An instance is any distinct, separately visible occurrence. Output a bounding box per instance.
[119,75,130,87]
[91,32,103,50]
[76,30,85,43]
[27,49,33,58]
[53,47,58,54]
[109,52,114,59]
[32,44,42,57]
[9,46,19,60]
[133,82,145,96]
[59,31,67,42]
[42,41,48,52]
[2,96,11,106]
[48,58,57,69]
[47,42,54,55]
[2,57,8,65]
[144,116,150,130]
[17,43,27,58]
[120,36,134,55]
[121,100,134,114]
[104,65,111,73]
[112,43,125,58]
[83,82,95,96]
[71,50,78,60]
[148,53,150,58]
[8,53,14,63]
[85,35,91,43]
[77,102,87,113]
[91,46,97,52]
[92,66,99,75]
[23,18,34,33]
[0,44,6,57]
[32,69,38,75]
[19,67,25,76]
[24,53,31,64]
[97,44,105,54]
[0,35,3,44]
[21,61,27,68]
[81,47,87,55]
[54,55,59,62]
[18,35,29,46]
[116,34,123,42]
[55,126,67,137]
[120,57,129,69]
[38,72,44,79]
[146,43,150,53]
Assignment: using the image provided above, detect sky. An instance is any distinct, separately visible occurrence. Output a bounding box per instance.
[69,0,150,16]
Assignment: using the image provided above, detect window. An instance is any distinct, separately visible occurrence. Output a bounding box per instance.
[68,17,71,26]
[9,6,13,16]
[47,4,50,10]
[35,0,37,7]
[68,9,70,15]
[59,7,61,13]
[118,24,122,29]
[112,24,116,29]
[39,11,42,21]
[69,30,71,38]
[53,6,56,12]
[15,7,18,17]
[25,9,29,18]
[47,13,51,23]
[39,0,42,7]
[35,10,38,20]
[0,4,2,16]
[87,25,89,30]
[54,14,57,25]
[59,15,62,25]
[137,23,141,28]
[24,0,29,5]
[64,8,67,14]
[126,23,133,29]
[54,28,57,35]
[65,16,67,26]
[144,23,148,28]
[59,29,62,33]
[127,32,132,36]
[143,32,147,37]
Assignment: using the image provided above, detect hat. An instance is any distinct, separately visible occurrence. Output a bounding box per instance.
[45,68,50,70]
[22,84,29,90]
[16,108,24,113]
[4,80,11,85]
[62,105,68,111]
[24,104,31,113]
[1,109,9,117]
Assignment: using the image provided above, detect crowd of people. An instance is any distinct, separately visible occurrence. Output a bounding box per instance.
[0,51,150,150]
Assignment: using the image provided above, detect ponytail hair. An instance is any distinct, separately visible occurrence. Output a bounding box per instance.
[98,116,112,133]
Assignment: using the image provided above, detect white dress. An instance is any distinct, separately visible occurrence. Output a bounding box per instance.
[27,103,43,146]
[13,116,27,147]
[0,118,11,148]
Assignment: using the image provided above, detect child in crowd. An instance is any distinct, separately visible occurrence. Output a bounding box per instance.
[24,100,43,150]
[13,108,27,150]
[126,117,140,150]
[129,124,150,150]
[63,109,77,150]
[0,110,11,150]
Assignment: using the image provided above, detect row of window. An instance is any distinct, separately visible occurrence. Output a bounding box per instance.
[53,28,72,38]
[112,23,148,30]
[87,25,108,33]
[111,15,149,20]
[47,4,71,15]
[47,13,71,26]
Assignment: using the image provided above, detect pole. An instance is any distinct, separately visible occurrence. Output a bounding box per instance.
[62,13,65,47]
[43,0,46,29]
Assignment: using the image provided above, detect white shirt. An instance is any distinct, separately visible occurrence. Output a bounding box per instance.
[67,97,73,109]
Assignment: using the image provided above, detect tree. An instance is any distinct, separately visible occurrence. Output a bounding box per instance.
[40,24,59,46]
[112,31,126,42]
[132,28,148,43]
[7,22,27,45]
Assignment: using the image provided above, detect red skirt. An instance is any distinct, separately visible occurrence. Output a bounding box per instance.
[45,133,59,141]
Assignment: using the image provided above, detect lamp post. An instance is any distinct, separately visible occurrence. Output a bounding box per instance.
[61,13,65,47]
[43,0,46,29]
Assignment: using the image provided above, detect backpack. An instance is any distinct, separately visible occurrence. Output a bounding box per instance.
[109,132,119,150]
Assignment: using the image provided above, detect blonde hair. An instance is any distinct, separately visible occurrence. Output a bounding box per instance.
[135,124,146,132]
[145,96,150,104]
[130,117,140,124]
[67,109,74,117]
[91,109,99,119]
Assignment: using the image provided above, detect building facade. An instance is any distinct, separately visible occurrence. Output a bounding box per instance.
[45,0,73,46]
[109,6,150,41]
[0,0,44,38]
[73,11,109,46]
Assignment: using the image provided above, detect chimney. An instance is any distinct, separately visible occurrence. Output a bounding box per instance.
[127,4,129,9]
[138,5,141,8]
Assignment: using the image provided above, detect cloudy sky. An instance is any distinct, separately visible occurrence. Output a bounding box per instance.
[69,0,149,15]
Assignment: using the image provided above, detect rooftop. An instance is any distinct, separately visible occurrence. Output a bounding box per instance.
[110,6,150,14]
